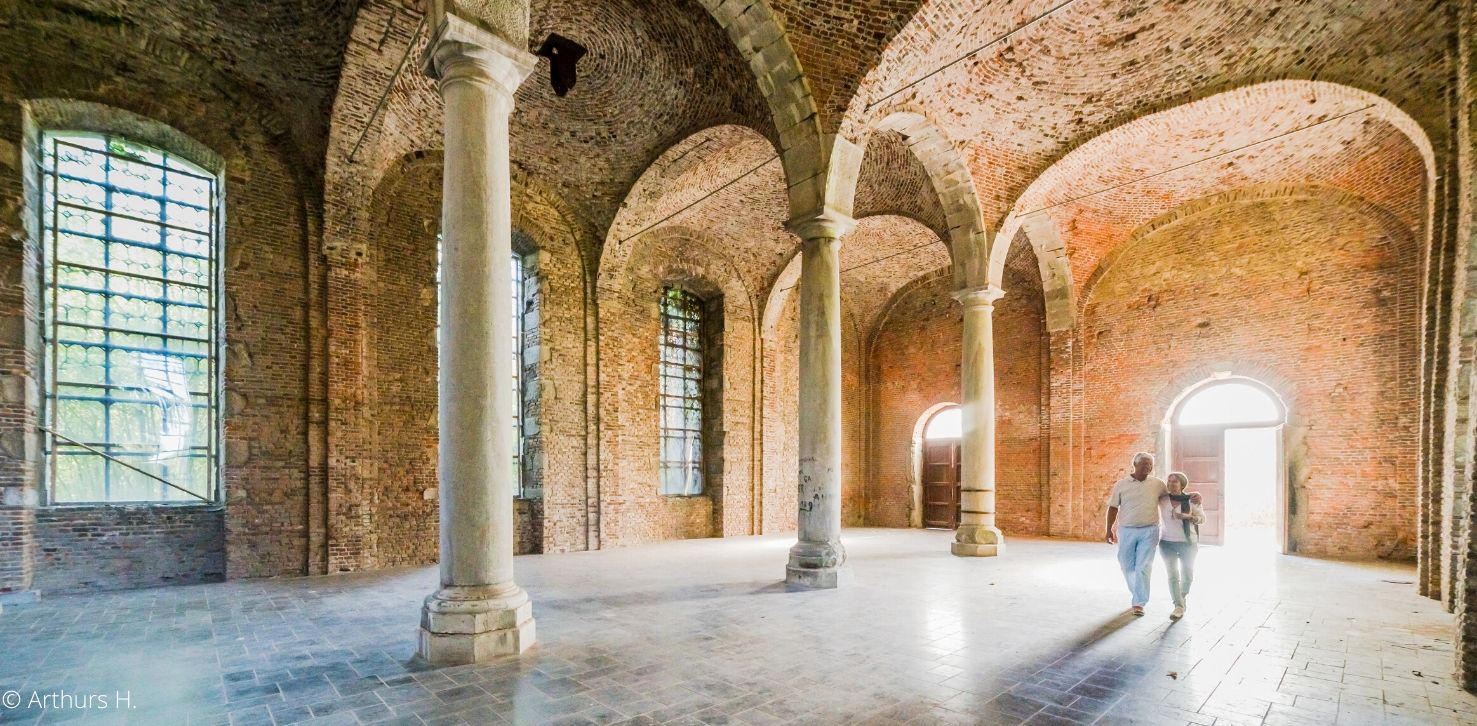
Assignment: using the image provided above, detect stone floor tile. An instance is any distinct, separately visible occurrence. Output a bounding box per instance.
[0,531,1471,726]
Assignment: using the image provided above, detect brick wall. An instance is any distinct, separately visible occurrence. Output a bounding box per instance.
[367,161,438,567]
[0,3,1454,625]
[1072,191,1420,559]
[31,505,225,593]
[596,227,758,546]
[762,295,799,534]
[869,238,1046,534]
[0,19,319,593]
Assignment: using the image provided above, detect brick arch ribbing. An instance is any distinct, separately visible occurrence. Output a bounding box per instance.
[992,80,1436,332]
[601,123,784,285]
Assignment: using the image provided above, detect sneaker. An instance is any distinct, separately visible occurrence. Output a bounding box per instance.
[1131,606,1145,616]
[1170,606,1185,620]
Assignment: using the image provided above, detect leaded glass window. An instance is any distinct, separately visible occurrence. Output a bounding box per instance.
[40,132,220,503]
[659,287,703,496]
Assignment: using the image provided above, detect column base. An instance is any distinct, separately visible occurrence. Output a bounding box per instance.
[785,564,852,589]
[785,539,848,589]
[951,542,1002,557]
[417,585,536,666]
[953,524,1004,558]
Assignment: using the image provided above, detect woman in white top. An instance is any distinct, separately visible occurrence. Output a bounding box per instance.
[1159,471,1205,621]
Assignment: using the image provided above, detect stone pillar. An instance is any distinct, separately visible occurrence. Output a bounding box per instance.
[784,211,854,588]
[417,14,538,665]
[953,286,1007,557]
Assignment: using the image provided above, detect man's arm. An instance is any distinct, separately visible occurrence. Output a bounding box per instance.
[1105,506,1119,544]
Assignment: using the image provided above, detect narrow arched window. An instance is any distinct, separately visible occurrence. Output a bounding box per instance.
[40,132,220,503]
[659,287,704,495]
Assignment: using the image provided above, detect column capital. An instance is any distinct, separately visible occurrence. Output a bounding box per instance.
[953,285,1006,310]
[785,208,856,241]
[422,13,538,93]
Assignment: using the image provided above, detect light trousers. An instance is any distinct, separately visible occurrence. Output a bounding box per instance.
[1117,524,1159,606]
[1159,539,1197,608]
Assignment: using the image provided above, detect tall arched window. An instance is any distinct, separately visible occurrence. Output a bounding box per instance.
[40,132,221,503]
[659,287,704,495]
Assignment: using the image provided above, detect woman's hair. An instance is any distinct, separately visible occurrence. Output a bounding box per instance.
[1167,471,1189,488]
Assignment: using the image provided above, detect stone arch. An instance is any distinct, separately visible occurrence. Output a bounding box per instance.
[1152,366,1297,430]
[992,79,1437,331]
[695,0,836,219]
[852,108,991,289]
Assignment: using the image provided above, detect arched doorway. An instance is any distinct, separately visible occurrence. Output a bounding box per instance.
[1165,377,1287,550]
[920,406,962,530]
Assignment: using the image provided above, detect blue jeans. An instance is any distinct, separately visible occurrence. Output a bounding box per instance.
[1117,524,1159,606]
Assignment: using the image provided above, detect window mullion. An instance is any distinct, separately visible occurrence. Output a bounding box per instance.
[101,137,115,502]
[160,150,170,499]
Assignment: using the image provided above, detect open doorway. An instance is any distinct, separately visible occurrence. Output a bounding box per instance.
[920,406,962,530]
[1166,377,1286,551]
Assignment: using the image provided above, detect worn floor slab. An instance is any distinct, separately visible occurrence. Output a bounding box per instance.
[0,528,1472,725]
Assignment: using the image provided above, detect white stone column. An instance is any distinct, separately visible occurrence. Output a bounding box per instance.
[418,16,538,665]
[784,211,854,588]
[952,285,1007,557]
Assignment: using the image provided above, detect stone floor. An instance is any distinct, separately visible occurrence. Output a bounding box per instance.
[1,528,1474,726]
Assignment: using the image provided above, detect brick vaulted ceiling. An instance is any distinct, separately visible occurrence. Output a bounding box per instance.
[325,0,773,253]
[7,0,361,170]
[32,0,1447,317]
[845,0,1449,231]
[997,81,1431,313]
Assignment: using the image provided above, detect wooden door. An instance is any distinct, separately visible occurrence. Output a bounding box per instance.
[1172,426,1225,545]
[922,439,961,530]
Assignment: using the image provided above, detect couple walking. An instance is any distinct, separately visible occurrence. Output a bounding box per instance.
[1104,452,1203,619]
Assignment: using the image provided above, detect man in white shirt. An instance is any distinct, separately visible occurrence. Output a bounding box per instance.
[1104,452,1167,616]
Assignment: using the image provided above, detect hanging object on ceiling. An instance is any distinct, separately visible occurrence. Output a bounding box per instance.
[535,33,587,97]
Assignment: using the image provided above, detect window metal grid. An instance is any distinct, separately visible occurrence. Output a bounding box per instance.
[658,287,703,496]
[40,133,221,504]
[511,255,524,497]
